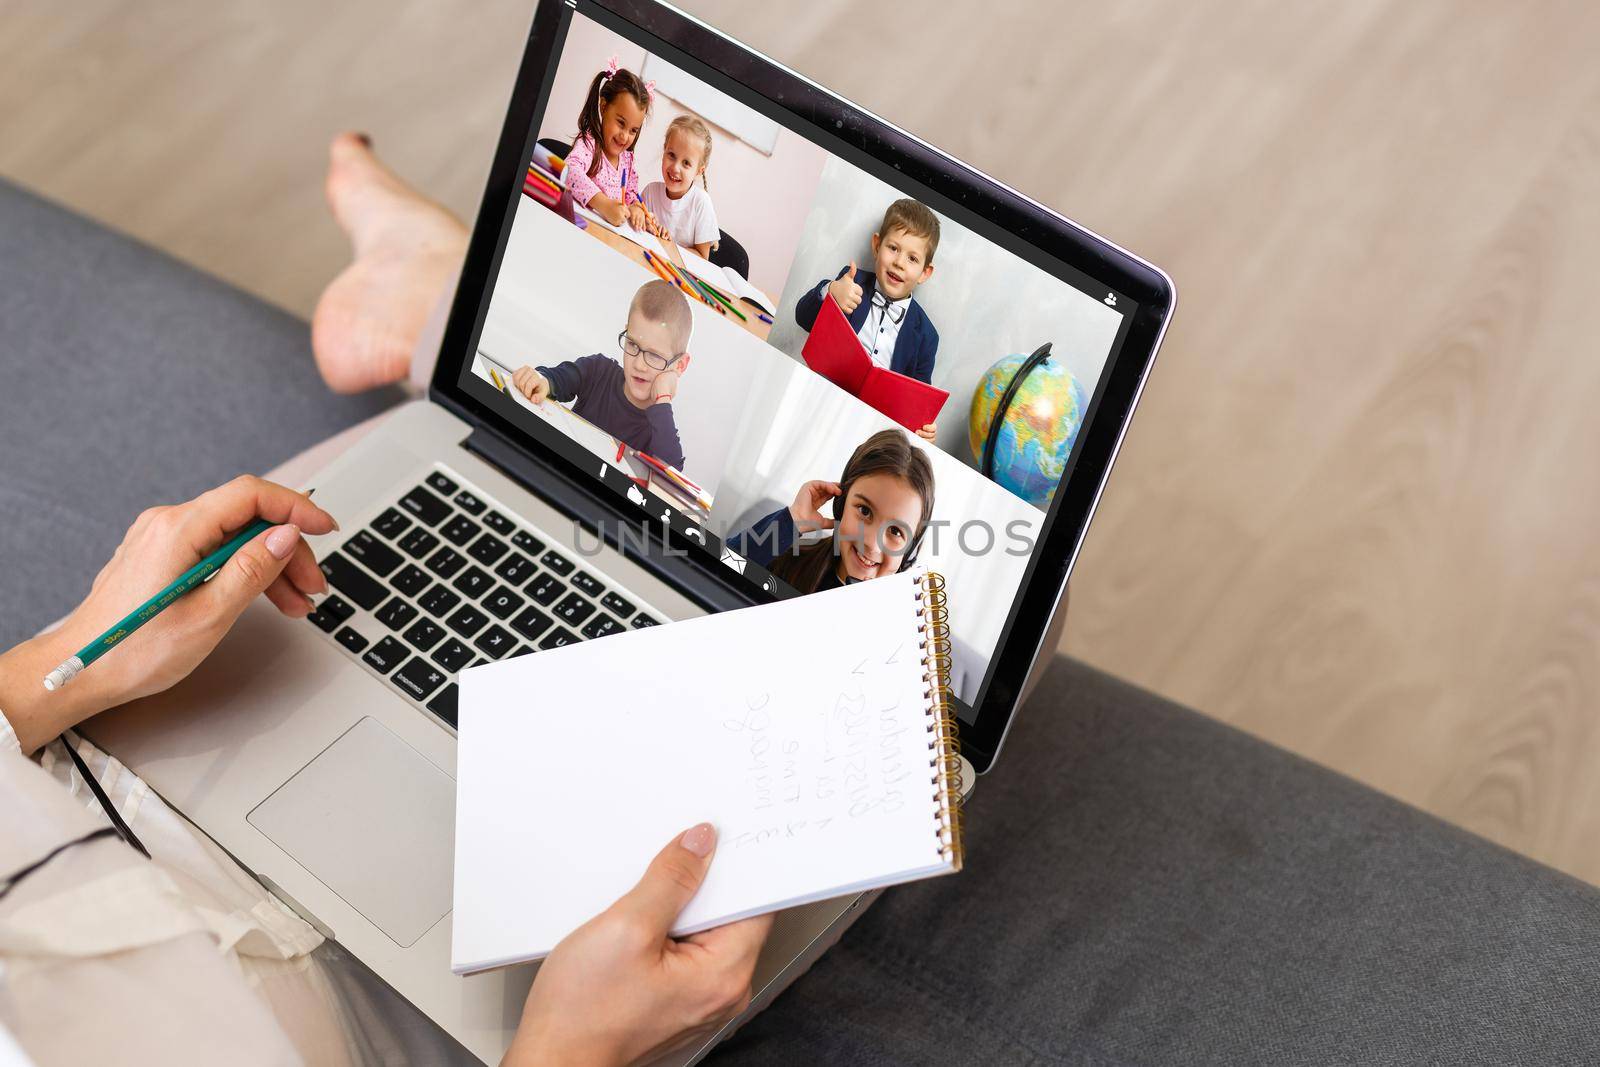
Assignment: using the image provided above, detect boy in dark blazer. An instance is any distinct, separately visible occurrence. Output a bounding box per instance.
[795,198,941,440]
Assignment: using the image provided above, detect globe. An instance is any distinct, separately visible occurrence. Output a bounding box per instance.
[968,351,1085,508]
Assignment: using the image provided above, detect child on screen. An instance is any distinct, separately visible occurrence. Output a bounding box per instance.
[563,56,654,230]
[795,199,942,440]
[639,115,720,260]
[729,429,936,593]
[511,280,692,469]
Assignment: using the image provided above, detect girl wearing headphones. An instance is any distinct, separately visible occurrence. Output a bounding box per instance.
[733,428,936,593]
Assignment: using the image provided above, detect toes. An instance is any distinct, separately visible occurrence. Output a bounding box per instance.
[325,132,396,244]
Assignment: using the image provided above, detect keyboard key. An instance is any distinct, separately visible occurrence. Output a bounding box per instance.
[511,530,545,555]
[398,527,441,559]
[441,515,480,546]
[483,510,515,535]
[426,683,459,728]
[631,614,660,629]
[431,638,473,672]
[554,592,596,626]
[528,573,565,606]
[399,486,450,526]
[467,532,509,566]
[447,605,489,639]
[335,626,369,654]
[453,490,487,515]
[483,586,525,620]
[474,625,516,659]
[508,645,534,659]
[452,566,494,599]
[376,597,419,631]
[372,507,412,539]
[425,546,467,579]
[393,657,447,701]
[425,471,459,497]
[343,530,403,577]
[471,658,490,668]
[581,614,624,640]
[539,549,574,576]
[404,617,445,652]
[510,604,553,642]
[362,636,409,674]
[494,552,536,585]
[420,585,462,617]
[571,571,604,597]
[306,593,353,633]
[601,591,635,619]
[539,626,579,650]
[320,552,388,611]
[392,564,431,597]
[319,595,355,624]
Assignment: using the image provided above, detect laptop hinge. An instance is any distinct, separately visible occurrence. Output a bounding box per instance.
[460,425,751,615]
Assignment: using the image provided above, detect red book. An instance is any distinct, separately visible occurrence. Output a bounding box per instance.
[801,295,948,431]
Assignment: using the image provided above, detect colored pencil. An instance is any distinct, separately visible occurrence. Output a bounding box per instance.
[640,251,679,287]
[689,275,749,322]
[660,256,718,310]
[685,274,728,314]
[525,167,561,195]
[645,252,713,308]
[757,312,774,324]
[633,453,713,511]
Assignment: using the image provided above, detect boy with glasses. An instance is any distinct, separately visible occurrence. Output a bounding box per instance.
[512,279,692,469]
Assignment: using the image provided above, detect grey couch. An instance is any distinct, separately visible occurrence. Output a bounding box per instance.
[4,177,1597,1065]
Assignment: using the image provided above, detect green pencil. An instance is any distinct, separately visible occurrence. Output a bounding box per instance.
[691,274,749,322]
[678,265,745,319]
[43,518,276,691]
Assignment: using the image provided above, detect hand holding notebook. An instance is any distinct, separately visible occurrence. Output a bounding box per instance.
[452,568,963,973]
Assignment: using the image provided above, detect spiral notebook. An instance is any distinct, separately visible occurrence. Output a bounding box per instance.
[451,568,963,974]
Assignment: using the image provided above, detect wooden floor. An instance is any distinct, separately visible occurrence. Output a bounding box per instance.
[5,1,1600,883]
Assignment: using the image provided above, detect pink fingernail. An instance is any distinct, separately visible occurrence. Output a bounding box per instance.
[266,524,300,559]
[681,822,715,857]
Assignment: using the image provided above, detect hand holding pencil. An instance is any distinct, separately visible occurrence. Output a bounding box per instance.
[2,477,336,753]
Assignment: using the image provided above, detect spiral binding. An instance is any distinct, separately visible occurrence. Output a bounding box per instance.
[917,571,964,871]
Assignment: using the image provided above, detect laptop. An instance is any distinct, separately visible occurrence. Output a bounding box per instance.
[86,1,1174,1062]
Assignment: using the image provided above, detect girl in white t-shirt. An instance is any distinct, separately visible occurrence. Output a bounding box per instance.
[640,115,720,259]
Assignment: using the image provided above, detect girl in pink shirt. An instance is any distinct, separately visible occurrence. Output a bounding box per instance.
[564,57,652,229]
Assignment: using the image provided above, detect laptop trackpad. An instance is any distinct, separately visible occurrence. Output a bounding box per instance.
[248,717,455,948]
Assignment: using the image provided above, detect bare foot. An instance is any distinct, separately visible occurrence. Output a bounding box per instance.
[312,133,469,393]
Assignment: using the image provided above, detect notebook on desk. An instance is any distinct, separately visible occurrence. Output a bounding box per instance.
[451,568,964,973]
[802,295,950,431]
[674,246,779,316]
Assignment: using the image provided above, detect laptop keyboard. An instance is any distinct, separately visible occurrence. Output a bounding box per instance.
[305,468,662,731]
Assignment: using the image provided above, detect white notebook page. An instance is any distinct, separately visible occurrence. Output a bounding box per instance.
[452,568,953,973]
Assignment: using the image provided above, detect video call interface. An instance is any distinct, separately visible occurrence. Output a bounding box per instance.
[463,6,1135,711]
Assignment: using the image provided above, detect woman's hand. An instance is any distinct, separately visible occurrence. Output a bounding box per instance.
[506,824,773,1066]
[0,476,336,753]
[788,479,841,534]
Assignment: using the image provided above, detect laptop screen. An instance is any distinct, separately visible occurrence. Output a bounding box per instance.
[446,0,1166,748]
